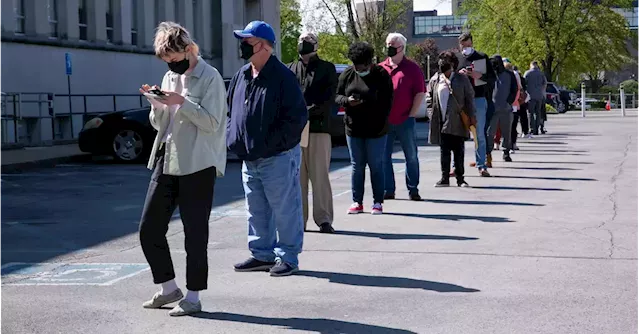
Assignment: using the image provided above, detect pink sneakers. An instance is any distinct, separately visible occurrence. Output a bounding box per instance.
[348,203,364,214]
[371,203,383,215]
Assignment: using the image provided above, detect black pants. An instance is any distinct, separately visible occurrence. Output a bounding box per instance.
[511,104,529,144]
[139,151,216,291]
[440,133,465,182]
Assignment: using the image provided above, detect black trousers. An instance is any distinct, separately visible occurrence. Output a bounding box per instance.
[440,133,465,181]
[511,104,529,144]
[139,150,216,291]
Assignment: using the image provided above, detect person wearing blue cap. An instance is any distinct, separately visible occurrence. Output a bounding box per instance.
[227,21,308,277]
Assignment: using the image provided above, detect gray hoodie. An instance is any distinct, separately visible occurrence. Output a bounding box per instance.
[524,67,547,100]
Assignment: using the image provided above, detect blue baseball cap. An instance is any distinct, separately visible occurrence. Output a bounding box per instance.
[233,21,276,44]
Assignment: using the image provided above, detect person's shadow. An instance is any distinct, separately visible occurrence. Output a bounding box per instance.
[296,270,480,293]
[191,312,417,333]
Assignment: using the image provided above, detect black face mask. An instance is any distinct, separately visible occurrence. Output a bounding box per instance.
[298,41,315,55]
[240,41,256,60]
[168,56,190,74]
[387,46,399,57]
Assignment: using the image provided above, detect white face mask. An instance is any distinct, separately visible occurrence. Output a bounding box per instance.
[461,47,475,56]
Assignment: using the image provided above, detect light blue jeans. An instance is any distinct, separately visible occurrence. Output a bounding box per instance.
[474,97,488,169]
[242,145,304,267]
[384,117,420,196]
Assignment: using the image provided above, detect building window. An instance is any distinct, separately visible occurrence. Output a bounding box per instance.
[106,0,114,43]
[14,0,25,34]
[47,0,59,38]
[78,0,88,41]
[131,0,138,45]
[414,15,467,36]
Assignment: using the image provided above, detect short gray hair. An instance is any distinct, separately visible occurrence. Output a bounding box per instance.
[154,21,199,57]
[386,33,407,48]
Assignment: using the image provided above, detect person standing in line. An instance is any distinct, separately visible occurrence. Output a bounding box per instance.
[524,61,547,136]
[287,32,337,234]
[458,32,496,177]
[429,51,476,187]
[505,61,526,151]
[138,22,227,316]
[380,33,426,201]
[486,55,518,163]
[228,21,308,277]
[337,42,394,215]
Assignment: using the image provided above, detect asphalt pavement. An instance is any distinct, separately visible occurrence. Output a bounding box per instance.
[1,112,637,333]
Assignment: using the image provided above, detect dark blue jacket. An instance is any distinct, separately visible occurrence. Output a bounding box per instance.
[226,56,308,161]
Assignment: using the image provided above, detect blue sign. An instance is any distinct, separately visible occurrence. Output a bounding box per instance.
[65,52,72,75]
[1,262,149,286]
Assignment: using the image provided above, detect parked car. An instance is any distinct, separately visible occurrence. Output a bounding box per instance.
[546,82,567,113]
[560,89,578,110]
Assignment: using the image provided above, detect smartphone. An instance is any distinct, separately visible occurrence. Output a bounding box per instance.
[350,93,361,100]
[465,66,473,72]
[149,89,167,96]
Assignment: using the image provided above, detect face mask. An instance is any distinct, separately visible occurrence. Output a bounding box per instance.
[240,41,256,60]
[298,41,315,55]
[387,46,398,57]
[357,70,370,77]
[461,47,474,57]
[168,55,190,74]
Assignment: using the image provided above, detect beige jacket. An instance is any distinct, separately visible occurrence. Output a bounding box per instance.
[147,58,227,176]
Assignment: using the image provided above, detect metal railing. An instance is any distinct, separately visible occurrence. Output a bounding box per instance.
[579,83,637,117]
[1,92,146,146]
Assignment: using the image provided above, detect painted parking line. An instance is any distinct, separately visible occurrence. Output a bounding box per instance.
[1,263,149,286]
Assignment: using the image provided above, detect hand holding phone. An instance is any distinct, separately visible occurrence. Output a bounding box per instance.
[140,84,166,99]
[348,95,362,107]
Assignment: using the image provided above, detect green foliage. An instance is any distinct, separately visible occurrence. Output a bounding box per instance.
[463,0,634,84]
[316,32,351,64]
[621,79,638,93]
[546,104,558,114]
[280,0,302,64]
[406,38,439,79]
[319,0,412,61]
[599,85,618,94]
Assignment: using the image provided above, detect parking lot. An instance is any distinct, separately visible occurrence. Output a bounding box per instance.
[1,113,637,333]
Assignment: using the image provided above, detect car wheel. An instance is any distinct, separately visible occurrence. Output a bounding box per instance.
[112,128,146,162]
[557,101,567,113]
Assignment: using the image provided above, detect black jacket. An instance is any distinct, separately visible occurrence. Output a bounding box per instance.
[287,56,337,133]
[458,50,497,100]
[335,65,393,138]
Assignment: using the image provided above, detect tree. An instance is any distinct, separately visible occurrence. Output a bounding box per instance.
[280,0,302,63]
[319,0,413,61]
[317,32,350,64]
[463,0,634,83]
[407,38,439,79]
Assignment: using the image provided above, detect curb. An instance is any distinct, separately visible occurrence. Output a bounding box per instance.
[1,154,92,174]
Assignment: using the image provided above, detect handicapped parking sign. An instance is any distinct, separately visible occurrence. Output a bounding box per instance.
[65,52,72,75]
[1,263,149,286]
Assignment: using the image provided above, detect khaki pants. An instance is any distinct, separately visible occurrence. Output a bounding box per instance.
[300,133,333,229]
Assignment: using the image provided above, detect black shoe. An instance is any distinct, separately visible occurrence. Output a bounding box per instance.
[234,258,275,272]
[503,152,512,162]
[384,193,395,200]
[319,222,335,234]
[457,180,470,187]
[541,128,547,134]
[409,193,422,201]
[434,179,450,187]
[269,260,298,277]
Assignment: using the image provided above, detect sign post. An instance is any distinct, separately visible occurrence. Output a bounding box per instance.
[580,82,586,118]
[65,52,74,138]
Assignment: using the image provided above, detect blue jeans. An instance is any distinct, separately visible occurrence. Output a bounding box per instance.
[474,97,488,169]
[384,117,419,196]
[242,145,304,267]
[346,135,387,204]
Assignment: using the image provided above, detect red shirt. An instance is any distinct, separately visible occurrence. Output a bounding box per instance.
[380,57,426,125]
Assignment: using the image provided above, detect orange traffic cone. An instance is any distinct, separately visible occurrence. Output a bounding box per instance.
[605,100,611,111]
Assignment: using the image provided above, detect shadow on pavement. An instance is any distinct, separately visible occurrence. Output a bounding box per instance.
[489,175,596,181]
[517,149,589,153]
[471,186,570,191]
[500,166,580,171]
[384,212,512,223]
[515,152,589,156]
[190,312,417,333]
[506,161,592,165]
[296,270,480,293]
[422,198,544,206]
[331,230,478,240]
[521,141,568,145]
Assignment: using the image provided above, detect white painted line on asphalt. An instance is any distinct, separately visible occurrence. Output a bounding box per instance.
[99,267,150,286]
[333,190,350,198]
[2,262,150,286]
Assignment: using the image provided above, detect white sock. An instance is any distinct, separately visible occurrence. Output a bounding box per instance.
[160,279,178,295]
[185,290,199,303]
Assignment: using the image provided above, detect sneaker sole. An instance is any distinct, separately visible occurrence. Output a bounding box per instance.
[371,211,383,215]
[234,264,274,272]
[347,210,363,214]
[434,184,450,187]
[270,268,299,277]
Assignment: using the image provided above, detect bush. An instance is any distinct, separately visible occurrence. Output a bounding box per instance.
[546,104,558,114]
[599,85,618,94]
[621,80,638,94]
